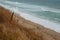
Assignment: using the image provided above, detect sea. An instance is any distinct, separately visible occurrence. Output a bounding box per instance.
[0,0,60,33]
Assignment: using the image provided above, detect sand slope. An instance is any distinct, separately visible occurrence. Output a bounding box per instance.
[0,6,60,40]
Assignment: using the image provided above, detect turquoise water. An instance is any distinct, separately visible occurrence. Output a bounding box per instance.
[0,0,60,23]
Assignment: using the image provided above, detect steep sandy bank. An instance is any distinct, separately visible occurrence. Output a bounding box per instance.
[0,6,60,40]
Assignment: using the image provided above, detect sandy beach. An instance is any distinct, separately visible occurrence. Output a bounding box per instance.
[0,6,60,40]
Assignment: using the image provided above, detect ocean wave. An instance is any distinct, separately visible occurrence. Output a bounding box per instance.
[1,0,60,13]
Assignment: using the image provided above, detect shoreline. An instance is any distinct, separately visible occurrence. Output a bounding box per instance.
[19,13,60,33]
[0,6,60,40]
[0,4,60,33]
[0,5,60,33]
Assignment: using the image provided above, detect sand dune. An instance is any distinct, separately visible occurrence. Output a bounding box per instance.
[0,6,60,40]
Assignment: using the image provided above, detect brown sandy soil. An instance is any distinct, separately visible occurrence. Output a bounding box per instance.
[0,6,60,40]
